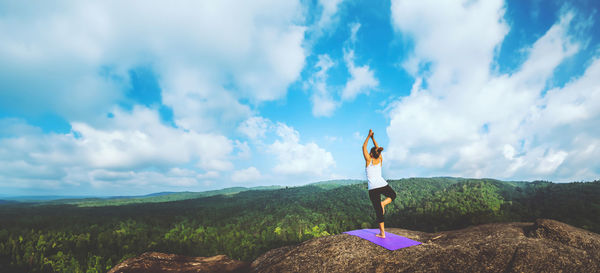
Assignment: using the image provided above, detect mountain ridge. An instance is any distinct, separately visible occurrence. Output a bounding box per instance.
[0,179,365,205]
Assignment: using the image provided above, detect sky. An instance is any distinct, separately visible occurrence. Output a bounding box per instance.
[1,0,599,196]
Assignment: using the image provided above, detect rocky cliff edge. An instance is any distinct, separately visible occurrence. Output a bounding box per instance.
[110,219,600,273]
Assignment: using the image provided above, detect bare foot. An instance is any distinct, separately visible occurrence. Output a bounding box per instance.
[381,201,385,215]
[375,233,385,238]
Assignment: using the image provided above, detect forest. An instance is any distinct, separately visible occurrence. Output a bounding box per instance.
[1,177,599,273]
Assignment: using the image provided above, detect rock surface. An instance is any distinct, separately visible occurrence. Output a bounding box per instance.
[251,219,600,273]
[107,252,249,273]
[108,219,600,273]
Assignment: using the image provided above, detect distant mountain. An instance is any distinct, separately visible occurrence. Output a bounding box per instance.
[1,195,95,202]
[0,185,283,207]
[57,185,284,207]
[141,192,179,197]
[308,179,364,189]
[0,180,363,207]
[1,180,361,205]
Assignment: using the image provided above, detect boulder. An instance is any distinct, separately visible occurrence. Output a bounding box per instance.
[108,252,249,273]
[108,219,600,273]
[251,219,600,273]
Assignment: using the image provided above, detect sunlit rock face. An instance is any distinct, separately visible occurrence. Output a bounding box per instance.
[108,219,600,273]
[251,219,600,273]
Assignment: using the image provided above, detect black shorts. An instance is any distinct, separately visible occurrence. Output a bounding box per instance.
[368,185,397,223]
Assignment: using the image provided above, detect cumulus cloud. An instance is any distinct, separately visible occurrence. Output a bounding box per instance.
[269,123,335,176]
[0,0,307,131]
[238,116,338,179]
[341,23,378,101]
[233,140,251,159]
[239,116,339,181]
[0,118,42,137]
[71,106,234,171]
[159,69,252,132]
[387,1,599,181]
[341,49,379,100]
[0,2,121,120]
[305,22,378,117]
[0,0,313,193]
[0,106,236,193]
[88,168,205,191]
[303,0,345,43]
[231,167,262,183]
[391,0,508,92]
[307,54,339,117]
[316,0,345,32]
[238,116,272,140]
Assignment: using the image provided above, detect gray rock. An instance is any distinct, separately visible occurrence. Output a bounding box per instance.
[107,219,599,273]
[108,252,249,273]
[251,219,600,273]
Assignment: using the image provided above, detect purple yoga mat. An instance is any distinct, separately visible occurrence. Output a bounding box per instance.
[343,229,422,250]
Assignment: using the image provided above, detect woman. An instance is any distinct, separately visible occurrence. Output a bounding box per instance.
[363,129,396,238]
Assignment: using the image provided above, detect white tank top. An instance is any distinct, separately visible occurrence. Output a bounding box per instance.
[366,159,388,190]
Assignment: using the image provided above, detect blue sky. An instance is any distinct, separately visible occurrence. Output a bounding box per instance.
[1,0,599,196]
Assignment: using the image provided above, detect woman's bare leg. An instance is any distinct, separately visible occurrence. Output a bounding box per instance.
[381,197,392,215]
[376,222,385,238]
[377,197,392,237]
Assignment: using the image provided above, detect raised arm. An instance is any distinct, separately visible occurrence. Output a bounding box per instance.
[363,129,373,162]
[371,132,383,161]
[371,134,379,149]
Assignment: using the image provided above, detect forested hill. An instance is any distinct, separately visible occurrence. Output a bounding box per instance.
[1,178,599,273]
[0,185,284,207]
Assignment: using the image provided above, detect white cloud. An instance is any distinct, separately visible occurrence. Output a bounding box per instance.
[0,106,236,193]
[0,1,308,131]
[234,140,251,159]
[349,22,361,43]
[90,169,136,182]
[196,171,220,180]
[341,48,379,100]
[89,168,202,190]
[269,123,335,176]
[316,0,344,32]
[341,23,378,101]
[231,167,262,183]
[159,69,252,132]
[391,0,508,92]
[306,22,378,115]
[303,0,345,43]
[238,116,272,140]
[311,94,338,117]
[387,3,599,181]
[70,106,233,171]
[0,111,339,193]
[0,1,313,193]
[0,160,66,180]
[0,2,121,120]
[238,116,338,180]
[0,118,42,137]
[307,54,339,117]
[274,122,301,142]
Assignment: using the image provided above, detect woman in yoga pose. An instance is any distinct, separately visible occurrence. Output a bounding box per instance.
[363,129,396,238]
